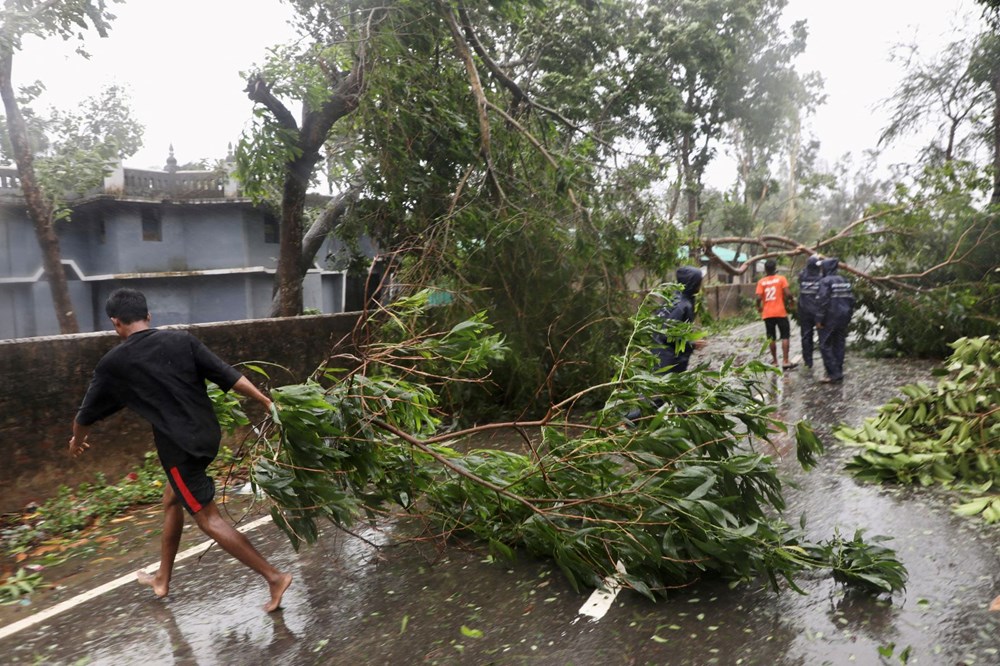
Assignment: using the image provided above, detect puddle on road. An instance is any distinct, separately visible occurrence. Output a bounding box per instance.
[2,346,999,665]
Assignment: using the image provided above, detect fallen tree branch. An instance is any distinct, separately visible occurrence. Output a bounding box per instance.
[696,203,997,292]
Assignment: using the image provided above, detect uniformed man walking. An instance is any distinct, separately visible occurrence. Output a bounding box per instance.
[815,258,855,383]
[796,255,823,369]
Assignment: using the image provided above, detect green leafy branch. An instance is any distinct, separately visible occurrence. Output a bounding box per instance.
[0,568,46,605]
[213,290,906,598]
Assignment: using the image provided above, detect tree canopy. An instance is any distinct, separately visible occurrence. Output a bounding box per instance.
[5,0,995,372]
[234,0,823,410]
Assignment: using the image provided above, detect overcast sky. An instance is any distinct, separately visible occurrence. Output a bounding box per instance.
[12,0,987,176]
[780,0,984,174]
[18,0,299,170]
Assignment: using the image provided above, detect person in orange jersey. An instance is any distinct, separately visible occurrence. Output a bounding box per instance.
[755,258,796,370]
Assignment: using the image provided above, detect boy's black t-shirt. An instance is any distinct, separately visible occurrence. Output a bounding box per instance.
[76,329,242,459]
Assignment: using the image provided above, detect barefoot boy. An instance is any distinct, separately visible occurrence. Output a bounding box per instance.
[69,288,292,612]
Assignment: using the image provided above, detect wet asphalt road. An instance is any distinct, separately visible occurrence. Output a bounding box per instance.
[2,323,999,665]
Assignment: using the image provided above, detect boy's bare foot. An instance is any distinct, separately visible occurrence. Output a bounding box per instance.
[136,570,169,598]
[990,595,1000,612]
[265,573,293,612]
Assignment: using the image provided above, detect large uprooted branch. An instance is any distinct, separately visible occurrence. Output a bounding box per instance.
[218,289,909,600]
[701,205,998,291]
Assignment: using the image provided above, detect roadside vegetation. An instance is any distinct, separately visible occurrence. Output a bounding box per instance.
[1,453,164,557]
[0,455,162,604]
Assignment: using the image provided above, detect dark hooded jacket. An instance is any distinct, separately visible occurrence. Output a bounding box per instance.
[816,258,855,326]
[652,266,703,372]
[797,255,823,317]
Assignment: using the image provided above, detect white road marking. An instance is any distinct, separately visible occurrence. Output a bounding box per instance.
[0,514,273,641]
[577,560,627,621]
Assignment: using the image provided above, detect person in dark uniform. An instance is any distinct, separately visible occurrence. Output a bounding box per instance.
[796,255,824,369]
[70,288,293,612]
[815,257,855,383]
[625,266,706,424]
[651,265,706,373]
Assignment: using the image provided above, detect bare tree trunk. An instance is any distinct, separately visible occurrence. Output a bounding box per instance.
[785,115,800,232]
[247,62,365,318]
[268,184,359,315]
[666,159,683,222]
[682,130,698,228]
[0,50,78,334]
[991,68,1000,206]
[301,184,358,267]
[273,160,311,317]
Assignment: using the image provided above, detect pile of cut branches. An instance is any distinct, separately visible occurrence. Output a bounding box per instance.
[838,336,1000,522]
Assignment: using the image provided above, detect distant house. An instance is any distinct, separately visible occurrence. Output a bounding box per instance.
[677,245,756,284]
[702,246,756,284]
[0,151,356,339]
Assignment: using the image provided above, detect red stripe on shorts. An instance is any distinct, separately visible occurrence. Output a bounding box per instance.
[169,466,203,513]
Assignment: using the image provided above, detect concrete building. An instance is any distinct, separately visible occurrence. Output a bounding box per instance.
[0,150,351,339]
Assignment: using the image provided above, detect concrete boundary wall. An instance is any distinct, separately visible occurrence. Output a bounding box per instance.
[0,313,360,513]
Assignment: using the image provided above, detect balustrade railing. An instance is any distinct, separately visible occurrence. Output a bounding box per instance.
[0,166,20,192]
[0,165,236,200]
[121,168,229,198]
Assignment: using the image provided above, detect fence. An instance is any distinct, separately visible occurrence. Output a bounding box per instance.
[702,283,757,320]
[121,168,229,198]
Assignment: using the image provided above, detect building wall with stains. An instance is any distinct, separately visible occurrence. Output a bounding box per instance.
[0,312,360,513]
[0,163,354,339]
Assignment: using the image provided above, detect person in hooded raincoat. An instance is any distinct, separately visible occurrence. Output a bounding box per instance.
[796,255,824,369]
[625,266,705,423]
[815,257,855,383]
[651,265,705,373]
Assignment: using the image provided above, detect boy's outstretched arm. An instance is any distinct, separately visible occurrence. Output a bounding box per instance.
[69,421,92,458]
[231,376,273,410]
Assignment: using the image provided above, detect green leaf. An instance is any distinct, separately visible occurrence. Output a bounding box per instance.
[954,496,992,516]
[460,626,484,639]
[243,363,271,379]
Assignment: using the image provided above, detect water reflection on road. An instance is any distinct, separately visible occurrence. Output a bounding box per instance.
[2,331,999,665]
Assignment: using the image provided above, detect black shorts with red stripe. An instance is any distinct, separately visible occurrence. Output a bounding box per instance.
[157,444,216,514]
